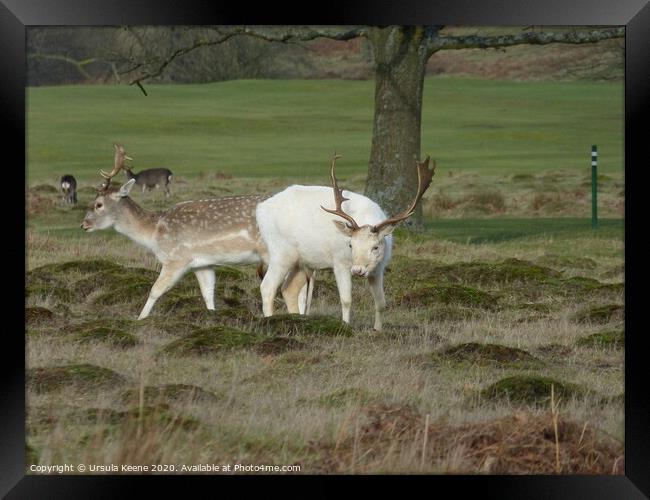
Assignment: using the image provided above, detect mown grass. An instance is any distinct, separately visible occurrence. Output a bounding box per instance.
[25,79,623,474]
[27,78,622,185]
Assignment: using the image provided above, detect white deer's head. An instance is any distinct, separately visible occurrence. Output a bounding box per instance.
[322,154,436,278]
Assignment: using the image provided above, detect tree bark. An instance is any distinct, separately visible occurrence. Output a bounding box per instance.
[365,26,433,228]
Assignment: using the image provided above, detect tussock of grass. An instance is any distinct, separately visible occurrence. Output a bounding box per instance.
[572,304,624,324]
[400,284,499,310]
[70,326,140,348]
[314,388,374,408]
[28,364,128,393]
[121,384,221,405]
[25,306,57,327]
[31,184,59,194]
[428,305,479,321]
[480,375,586,406]
[254,314,355,337]
[537,255,597,270]
[435,342,540,366]
[79,404,200,431]
[576,329,624,349]
[31,259,123,275]
[160,326,264,356]
[253,336,307,356]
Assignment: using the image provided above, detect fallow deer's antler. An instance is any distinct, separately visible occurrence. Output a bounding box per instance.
[320,153,361,230]
[371,156,436,233]
[97,144,133,192]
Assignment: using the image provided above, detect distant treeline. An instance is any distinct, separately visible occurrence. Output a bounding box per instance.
[27,26,623,86]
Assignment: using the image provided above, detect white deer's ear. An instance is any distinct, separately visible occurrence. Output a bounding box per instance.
[375,223,397,239]
[116,178,136,198]
[333,220,354,237]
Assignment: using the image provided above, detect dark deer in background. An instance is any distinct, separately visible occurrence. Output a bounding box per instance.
[116,145,173,197]
[60,175,77,204]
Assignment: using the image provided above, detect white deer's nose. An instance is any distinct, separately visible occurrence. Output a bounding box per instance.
[351,266,367,277]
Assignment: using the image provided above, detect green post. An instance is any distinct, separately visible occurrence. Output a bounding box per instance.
[591,145,598,229]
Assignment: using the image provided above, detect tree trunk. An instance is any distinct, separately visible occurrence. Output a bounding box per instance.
[365,26,431,228]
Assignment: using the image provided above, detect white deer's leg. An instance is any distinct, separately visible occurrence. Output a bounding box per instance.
[333,263,352,324]
[260,259,294,317]
[138,263,188,319]
[281,266,307,314]
[194,267,216,311]
[368,269,387,332]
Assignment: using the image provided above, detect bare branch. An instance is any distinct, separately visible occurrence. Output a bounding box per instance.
[28,52,98,79]
[429,27,624,53]
[123,26,367,87]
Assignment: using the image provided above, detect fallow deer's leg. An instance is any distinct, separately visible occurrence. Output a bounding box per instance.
[138,262,188,319]
[368,269,387,332]
[333,262,352,324]
[194,267,216,311]
[260,258,295,317]
[281,266,308,314]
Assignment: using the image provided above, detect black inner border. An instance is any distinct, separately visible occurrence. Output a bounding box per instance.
[4,1,649,497]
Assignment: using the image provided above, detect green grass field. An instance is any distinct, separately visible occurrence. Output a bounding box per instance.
[26,78,624,475]
[27,77,623,184]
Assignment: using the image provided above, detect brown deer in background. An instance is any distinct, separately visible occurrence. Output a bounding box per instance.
[114,145,173,197]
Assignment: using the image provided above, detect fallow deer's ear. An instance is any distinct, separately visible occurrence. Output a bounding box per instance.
[112,178,136,199]
[333,220,354,237]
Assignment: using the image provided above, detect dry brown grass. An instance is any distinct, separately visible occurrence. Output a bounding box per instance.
[309,403,623,474]
[25,173,624,474]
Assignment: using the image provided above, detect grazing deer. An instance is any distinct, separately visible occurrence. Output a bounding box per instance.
[113,145,173,197]
[81,144,307,320]
[256,154,435,331]
[60,175,77,204]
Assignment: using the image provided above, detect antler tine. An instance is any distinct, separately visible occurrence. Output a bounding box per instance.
[373,156,436,232]
[98,143,131,189]
[320,152,360,230]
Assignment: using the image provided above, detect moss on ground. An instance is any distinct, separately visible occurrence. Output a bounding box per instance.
[160,326,264,356]
[480,375,586,406]
[572,304,624,324]
[576,329,624,349]
[254,314,355,337]
[28,364,128,393]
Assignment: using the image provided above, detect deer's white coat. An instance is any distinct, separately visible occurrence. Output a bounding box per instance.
[256,185,393,330]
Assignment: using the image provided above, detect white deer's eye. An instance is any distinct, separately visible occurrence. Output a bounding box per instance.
[96,202,103,209]
[372,246,379,251]
[348,243,352,248]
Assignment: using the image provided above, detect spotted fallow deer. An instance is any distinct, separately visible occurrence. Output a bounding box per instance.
[256,154,435,331]
[81,144,308,320]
